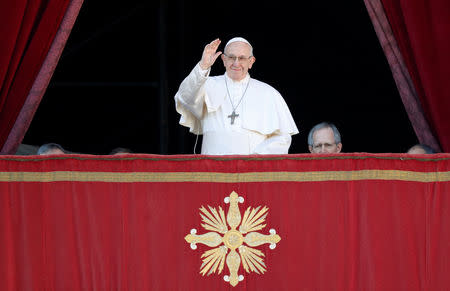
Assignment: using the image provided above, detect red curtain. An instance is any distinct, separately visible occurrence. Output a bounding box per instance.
[363,0,441,152]
[371,0,450,152]
[1,154,449,290]
[0,0,82,154]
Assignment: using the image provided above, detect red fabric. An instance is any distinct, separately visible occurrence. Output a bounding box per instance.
[0,153,449,290]
[380,0,450,152]
[0,0,71,152]
[363,0,441,152]
[1,0,83,155]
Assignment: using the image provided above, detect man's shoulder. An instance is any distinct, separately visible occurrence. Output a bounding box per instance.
[208,75,225,82]
[205,75,225,91]
[250,78,281,96]
[250,78,274,88]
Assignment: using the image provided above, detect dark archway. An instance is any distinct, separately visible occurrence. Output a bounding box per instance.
[23,0,417,154]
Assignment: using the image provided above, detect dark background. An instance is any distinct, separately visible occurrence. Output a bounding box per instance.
[23,0,418,155]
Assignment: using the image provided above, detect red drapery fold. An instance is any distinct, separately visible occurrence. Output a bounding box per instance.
[0,0,82,155]
[1,154,449,290]
[365,0,450,152]
[363,0,441,152]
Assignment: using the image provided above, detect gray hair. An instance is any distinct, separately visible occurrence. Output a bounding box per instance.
[307,122,341,146]
[37,143,65,155]
[408,144,437,154]
[109,147,133,155]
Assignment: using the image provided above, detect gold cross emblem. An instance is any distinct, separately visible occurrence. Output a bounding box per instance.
[185,191,281,287]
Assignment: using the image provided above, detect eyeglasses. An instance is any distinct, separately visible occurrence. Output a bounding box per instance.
[223,54,253,63]
[312,143,337,151]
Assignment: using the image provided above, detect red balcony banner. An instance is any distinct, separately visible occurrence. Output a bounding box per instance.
[1,154,449,290]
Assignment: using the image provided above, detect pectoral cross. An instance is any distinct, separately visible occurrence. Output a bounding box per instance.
[228,111,239,125]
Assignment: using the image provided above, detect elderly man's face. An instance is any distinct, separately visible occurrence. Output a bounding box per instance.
[309,127,342,154]
[221,41,255,81]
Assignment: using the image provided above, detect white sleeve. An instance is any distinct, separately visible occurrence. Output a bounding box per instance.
[252,133,292,154]
[174,63,210,134]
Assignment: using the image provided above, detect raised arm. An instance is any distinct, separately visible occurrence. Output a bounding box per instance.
[174,38,223,130]
[176,38,223,107]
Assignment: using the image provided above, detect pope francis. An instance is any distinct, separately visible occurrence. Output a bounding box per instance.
[175,37,299,155]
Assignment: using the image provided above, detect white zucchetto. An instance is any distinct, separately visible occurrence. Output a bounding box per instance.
[225,37,252,49]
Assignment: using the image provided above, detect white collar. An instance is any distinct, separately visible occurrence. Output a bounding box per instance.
[224,72,250,85]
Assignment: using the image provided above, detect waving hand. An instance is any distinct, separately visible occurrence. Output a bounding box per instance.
[199,38,222,70]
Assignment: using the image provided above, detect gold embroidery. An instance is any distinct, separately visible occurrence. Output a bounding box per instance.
[185,191,281,287]
[0,169,449,183]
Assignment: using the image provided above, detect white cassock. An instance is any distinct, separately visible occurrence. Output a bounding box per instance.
[175,63,299,155]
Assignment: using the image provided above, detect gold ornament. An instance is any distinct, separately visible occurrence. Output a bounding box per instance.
[185,191,281,287]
